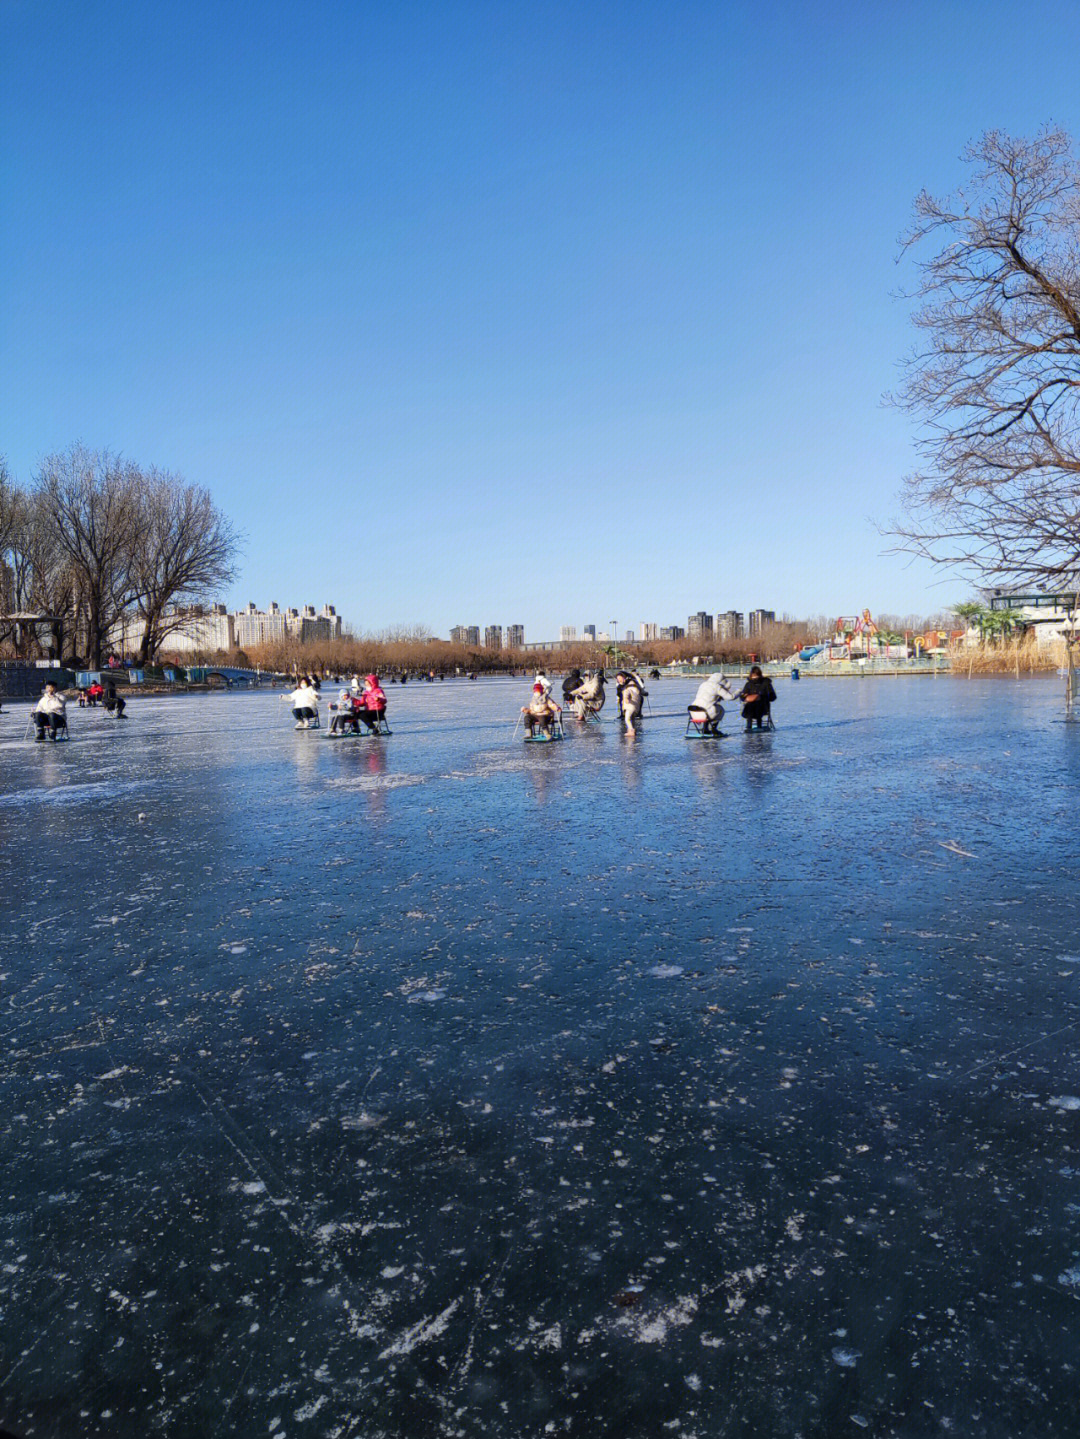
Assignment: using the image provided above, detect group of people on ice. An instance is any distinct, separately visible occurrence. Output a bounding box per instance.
[688,666,775,735]
[520,665,777,740]
[30,679,128,739]
[289,673,388,734]
[522,667,648,738]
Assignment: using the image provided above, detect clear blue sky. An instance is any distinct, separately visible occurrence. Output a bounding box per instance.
[4,0,1080,640]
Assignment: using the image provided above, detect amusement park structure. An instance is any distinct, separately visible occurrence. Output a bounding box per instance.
[798,610,964,666]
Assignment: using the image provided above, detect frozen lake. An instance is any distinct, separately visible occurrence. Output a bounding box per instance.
[3,674,1080,1438]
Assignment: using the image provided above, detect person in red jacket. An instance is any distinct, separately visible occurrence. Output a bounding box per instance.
[357,674,387,733]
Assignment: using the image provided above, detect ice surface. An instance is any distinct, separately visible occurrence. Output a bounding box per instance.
[4,675,1080,1437]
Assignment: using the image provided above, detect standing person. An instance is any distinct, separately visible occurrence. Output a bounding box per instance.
[32,684,67,741]
[357,674,388,733]
[690,673,734,737]
[615,671,645,734]
[290,678,319,729]
[736,666,776,731]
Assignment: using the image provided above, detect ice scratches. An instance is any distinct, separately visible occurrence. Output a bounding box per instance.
[326,773,426,792]
[0,778,147,807]
[514,1320,562,1352]
[378,1296,462,1357]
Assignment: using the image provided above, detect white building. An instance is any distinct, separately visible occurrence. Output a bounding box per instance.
[989,592,1080,648]
[112,603,237,656]
[560,625,577,642]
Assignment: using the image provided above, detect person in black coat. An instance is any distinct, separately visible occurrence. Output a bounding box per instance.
[562,668,583,704]
[736,666,776,730]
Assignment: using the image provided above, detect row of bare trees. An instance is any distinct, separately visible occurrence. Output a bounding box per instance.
[0,445,240,667]
[209,619,817,679]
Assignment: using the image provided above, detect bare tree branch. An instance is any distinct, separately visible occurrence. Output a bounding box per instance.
[889,127,1080,592]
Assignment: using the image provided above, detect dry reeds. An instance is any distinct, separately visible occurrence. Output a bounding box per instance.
[951,637,1059,676]
[160,619,814,677]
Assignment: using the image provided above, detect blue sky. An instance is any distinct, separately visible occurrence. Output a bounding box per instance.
[4,0,1080,640]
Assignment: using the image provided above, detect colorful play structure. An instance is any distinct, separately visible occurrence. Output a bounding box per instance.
[798,610,963,666]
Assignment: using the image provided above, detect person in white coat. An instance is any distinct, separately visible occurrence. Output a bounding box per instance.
[32,684,68,741]
[690,673,733,736]
[290,679,319,728]
[568,668,606,720]
[615,671,645,734]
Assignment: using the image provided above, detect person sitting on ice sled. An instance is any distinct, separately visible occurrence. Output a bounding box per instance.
[328,687,356,734]
[736,666,776,730]
[568,667,606,720]
[356,674,388,733]
[521,682,560,738]
[690,672,734,736]
[290,678,319,728]
[32,683,68,741]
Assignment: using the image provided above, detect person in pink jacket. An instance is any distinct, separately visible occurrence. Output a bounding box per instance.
[357,674,387,733]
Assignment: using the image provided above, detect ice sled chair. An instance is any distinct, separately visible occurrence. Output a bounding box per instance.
[686,705,722,738]
[524,709,564,742]
[361,710,392,736]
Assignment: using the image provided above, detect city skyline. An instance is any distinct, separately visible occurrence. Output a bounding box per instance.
[4,3,1080,637]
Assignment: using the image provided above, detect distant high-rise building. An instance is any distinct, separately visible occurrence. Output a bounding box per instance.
[560,625,577,642]
[717,610,744,640]
[449,625,480,646]
[639,623,659,641]
[687,611,713,638]
[660,625,685,641]
[506,624,525,649]
[747,609,776,636]
[624,631,634,644]
[583,624,596,641]
[484,625,503,650]
[232,601,342,647]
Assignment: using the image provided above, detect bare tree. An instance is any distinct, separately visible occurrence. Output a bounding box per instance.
[130,470,241,663]
[0,458,17,619]
[34,445,141,667]
[891,128,1080,592]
